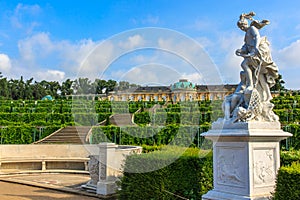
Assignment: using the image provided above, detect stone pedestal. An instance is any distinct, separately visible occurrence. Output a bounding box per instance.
[201,120,292,200]
[82,143,142,195]
[96,143,118,196]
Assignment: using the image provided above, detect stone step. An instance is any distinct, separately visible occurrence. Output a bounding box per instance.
[109,113,136,126]
[34,126,91,144]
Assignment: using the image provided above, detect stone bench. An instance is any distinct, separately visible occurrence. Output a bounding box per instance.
[0,157,89,172]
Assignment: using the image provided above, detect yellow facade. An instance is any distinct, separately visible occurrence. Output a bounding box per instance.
[107,80,236,102]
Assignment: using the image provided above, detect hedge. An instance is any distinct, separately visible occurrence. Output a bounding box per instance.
[282,124,300,150]
[118,147,213,200]
[134,111,220,126]
[272,162,300,200]
[280,150,300,166]
[0,125,61,144]
[90,124,211,147]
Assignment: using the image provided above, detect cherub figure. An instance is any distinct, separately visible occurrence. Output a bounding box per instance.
[235,12,278,103]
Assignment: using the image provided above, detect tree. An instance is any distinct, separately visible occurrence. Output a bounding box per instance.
[8,79,20,100]
[24,78,34,99]
[32,81,47,100]
[271,74,285,92]
[106,79,117,94]
[117,81,130,91]
[73,78,94,94]
[48,81,61,99]
[0,72,9,99]
[61,79,74,96]
[93,79,107,94]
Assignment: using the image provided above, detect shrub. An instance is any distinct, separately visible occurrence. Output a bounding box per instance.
[118,147,213,200]
[141,144,164,153]
[272,162,300,200]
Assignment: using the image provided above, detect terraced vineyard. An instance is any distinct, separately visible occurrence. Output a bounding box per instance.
[0,92,299,149]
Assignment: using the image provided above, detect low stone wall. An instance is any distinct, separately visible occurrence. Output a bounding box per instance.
[0,144,99,173]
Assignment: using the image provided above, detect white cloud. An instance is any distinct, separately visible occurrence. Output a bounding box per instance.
[193,32,244,85]
[18,32,54,62]
[35,70,65,81]
[0,54,12,72]
[111,64,182,86]
[16,32,100,81]
[9,28,255,88]
[157,37,222,84]
[79,40,115,79]
[10,3,41,34]
[195,37,214,49]
[130,55,148,63]
[217,33,244,84]
[118,34,145,50]
[15,3,41,15]
[81,28,224,85]
[180,73,203,84]
[277,40,300,69]
[272,40,300,89]
[157,37,213,67]
[113,66,205,86]
[14,27,298,89]
[101,33,224,86]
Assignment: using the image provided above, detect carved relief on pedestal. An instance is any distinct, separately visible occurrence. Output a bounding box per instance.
[100,161,107,181]
[216,147,245,187]
[88,155,99,186]
[253,149,276,187]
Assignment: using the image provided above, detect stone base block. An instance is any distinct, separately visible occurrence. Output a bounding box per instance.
[96,181,116,195]
[81,182,97,193]
[202,190,271,200]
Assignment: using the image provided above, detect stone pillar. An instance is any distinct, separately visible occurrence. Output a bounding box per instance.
[97,143,117,196]
[201,121,292,200]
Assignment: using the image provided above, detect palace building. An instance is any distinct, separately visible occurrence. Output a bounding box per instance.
[107,79,237,102]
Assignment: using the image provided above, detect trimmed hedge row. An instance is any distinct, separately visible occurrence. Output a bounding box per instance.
[90,124,211,147]
[282,124,300,150]
[0,125,61,144]
[0,113,110,126]
[118,147,213,200]
[133,111,222,125]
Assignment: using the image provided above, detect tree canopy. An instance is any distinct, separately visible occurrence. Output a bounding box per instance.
[0,72,134,100]
[0,72,287,100]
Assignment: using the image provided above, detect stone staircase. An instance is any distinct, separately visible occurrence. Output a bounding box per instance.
[109,113,137,127]
[34,126,91,144]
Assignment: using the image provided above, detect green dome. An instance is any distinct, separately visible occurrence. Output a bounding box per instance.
[170,79,196,91]
[42,95,53,101]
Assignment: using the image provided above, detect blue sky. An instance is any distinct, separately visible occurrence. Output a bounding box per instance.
[0,0,299,89]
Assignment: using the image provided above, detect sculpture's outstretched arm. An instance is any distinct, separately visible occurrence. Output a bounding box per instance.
[239,11,256,21]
